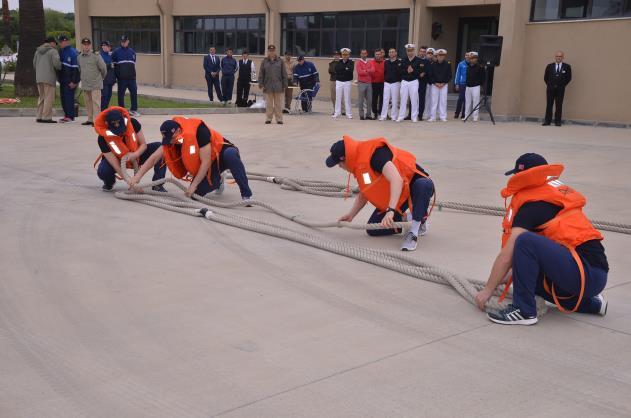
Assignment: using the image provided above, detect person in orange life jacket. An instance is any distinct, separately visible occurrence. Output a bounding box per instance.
[474,153,609,325]
[326,136,434,252]
[95,107,166,192]
[129,118,253,201]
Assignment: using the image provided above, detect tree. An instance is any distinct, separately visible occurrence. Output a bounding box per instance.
[14,0,45,96]
[2,0,10,48]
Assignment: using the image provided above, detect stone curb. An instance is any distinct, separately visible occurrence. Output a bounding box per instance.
[0,107,265,117]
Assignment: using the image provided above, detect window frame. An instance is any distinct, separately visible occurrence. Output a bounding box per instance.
[530,0,631,21]
[91,16,161,54]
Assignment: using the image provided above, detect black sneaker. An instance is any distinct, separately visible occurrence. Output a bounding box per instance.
[36,119,42,123]
[152,185,167,193]
[487,304,538,326]
[101,184,113,192]
[81,121,94,126]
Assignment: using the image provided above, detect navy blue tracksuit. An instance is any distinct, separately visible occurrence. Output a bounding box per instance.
[59,45,80,119]
[98,142,166,188]
[220,56,238,102]
[194,146,252,198]
[112,46,138,111]
[100,50,116,110]
[203,54,222,101]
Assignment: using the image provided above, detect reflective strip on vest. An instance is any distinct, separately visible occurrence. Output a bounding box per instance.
[189,145,196,154]
[506,208,513,222]
[362,172,372,185]
[109,141,122,155]
[131,133,137,143]
[106,130,115,136]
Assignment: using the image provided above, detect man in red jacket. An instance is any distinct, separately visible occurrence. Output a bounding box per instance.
[356,49,375,120]
[371,49,385,120]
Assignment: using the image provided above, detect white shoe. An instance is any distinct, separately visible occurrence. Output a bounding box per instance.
[473,118,479,122]
[595,294,608,316]
[378,117,386,121]
[440,119,447,122]
[332,114,340,119]
[347,115,353,119]
[427,118,436,122]
[129,110,141,117]
[395,119,403,123]
[418,220,429,236]
[400,231,418,252]
[411,119,419,123]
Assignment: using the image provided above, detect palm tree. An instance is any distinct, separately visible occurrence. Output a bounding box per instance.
[2,0,11,48]
[14,0,45,96]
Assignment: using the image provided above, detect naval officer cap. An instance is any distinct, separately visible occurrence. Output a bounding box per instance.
[405,43,416,50]
[340,48,351,54]
[426,47,435,53]
[469,51,479,57]
[437,48,447,55]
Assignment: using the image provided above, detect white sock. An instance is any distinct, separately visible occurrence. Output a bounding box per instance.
[410,220,422,236]
[406,212,413,221]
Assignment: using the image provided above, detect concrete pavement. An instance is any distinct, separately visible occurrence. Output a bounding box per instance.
[1,111,630,417]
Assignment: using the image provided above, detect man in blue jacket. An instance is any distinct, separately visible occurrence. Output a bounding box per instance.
[203,46,222,102]
[112,35,140,116]
[454,52,469,120]
[220,48,238,105]
[99,41,116,110]
[293,56,320,112]
[58,35,79,123]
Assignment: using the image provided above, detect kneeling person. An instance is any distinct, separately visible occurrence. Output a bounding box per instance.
[475,153,609,325]
[326,136,434,251]
[131,117,253,200]
[95,106,166,191]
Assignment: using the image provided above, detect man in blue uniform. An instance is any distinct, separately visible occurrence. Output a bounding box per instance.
[293,56,320,112]
[220,48,238,105]
[203,46,222,102]
[454,52,469,120]
[112,35,140,116]
[99,41,116,110]
[58,35,79,123]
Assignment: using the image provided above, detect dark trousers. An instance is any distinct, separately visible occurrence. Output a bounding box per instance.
[117,79,138,111]
[195,147,252,198]
[545,86,565,124]
[236,78,251,106]
[205,74,222,101]
[101,83,114,111]
[299,81,316,112]
[455,85,466,118]
[221,75,235,102]
[60,82,76,119]
[371,83,384,117]
[512,232,607,317]
[366,177,434,237]
[97,142,165,187]
[418,82,427,120]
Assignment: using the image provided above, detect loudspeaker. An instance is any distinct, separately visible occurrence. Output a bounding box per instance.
[479,35,503,67]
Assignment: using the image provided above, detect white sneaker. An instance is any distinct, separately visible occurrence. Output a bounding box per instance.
[595,294,608,316]
[378,117,386,121]
[242,196,254,207]
[411,119,419,123]
[418,220,429,236]
[332,114,340,119]
[440,119,447,122]
[427,118,436,122]
[395,119,403,123]
[129,110,141,117]
[400,231,418,252]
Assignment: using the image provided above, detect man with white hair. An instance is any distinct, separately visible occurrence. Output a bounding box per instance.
[422,47,436,120]
[396,44,422,123]
[333,48,354,119]
[428,49,452,122]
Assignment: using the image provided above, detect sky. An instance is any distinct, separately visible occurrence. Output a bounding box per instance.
[8,0,75,13]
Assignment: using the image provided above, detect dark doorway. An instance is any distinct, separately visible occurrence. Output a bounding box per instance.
[456,17,499,94]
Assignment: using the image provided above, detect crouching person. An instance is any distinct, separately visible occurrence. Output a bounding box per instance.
[94,106,166,191]
[130,117,253,201]
[325,136,434,251]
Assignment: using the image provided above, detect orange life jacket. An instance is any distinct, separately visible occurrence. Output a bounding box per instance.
[499,164,603,312]
[161,116,226,181]
[343,135,429,213]
[93,106,139,168]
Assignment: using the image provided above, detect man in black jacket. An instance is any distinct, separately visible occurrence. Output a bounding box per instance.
[396,44,422,123]
[427,49,452,122]
[333,48,354,119]
[543,51,572,126]
[464,51,485,121]
[236,50,255,107]
[379,48,403,121]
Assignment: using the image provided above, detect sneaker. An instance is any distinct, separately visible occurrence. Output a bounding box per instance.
[400,231,418,252]
[265,120,272,124]
[378,117,386,121]
[595,294,608,316]
[59,117,74,123]
[101,184,113,192]
[427,118,436,122]
[129,110,141,117]
[487,304,538,325]
[395,119,403,123]
[283,108,290,114]
[418,221,429,237]
[151,185,167,193]
[347,115,353,119]
[36,119,42,123]
[411,119,419,123]
[332,115,339,119]
[242,196,254,207]
[440,119,448,122]
[81,121,93,126]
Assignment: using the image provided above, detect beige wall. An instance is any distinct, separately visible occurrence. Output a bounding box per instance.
[135,54,163,86]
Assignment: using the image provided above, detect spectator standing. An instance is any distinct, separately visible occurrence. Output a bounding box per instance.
[543,51,572,126]
[283,52,296,112]
[422,47,436,120]
[112,35,140,116]
[220,48,238,105]
[397,44,421,123]
[99,41,116,110]
[258,45,288,124]
[58,35,79,123]
[356,49,374,120]
[293,56,320,112]
[33,36,61,123]
[428,49,452,122]
[236,50,256,107]
[454,52,470,119]
[371,49,385,120]
[417,46,430,120]
[464,51,484,122]
[333,48,354,119]
[328,51,340,115]
[77,37,106,126]
[203,47,222,102]
[379,48,403,121]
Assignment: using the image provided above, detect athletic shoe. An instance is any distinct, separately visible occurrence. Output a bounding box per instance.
[152,185,167,193]
[347,116,353,119]
[332,115,339,119]
[427,118,436,122]
[487,304,538,325]
[242,196,253,207]
[411,119,419,123]
[59,117,74,123]
[378,117,386,121]
[101,184,113,192]
[129,110,141,117]
[440,119,448,122]
[418,220,429,236]
[400,231,418,252]
[395,119,403,123]
[595,294,608,316]
[81,121,93,126]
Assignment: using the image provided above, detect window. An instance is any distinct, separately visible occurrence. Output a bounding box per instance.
[281,10,410,57]
[92,17,161,54]
[531,0,631,20]
[174,15,265,54]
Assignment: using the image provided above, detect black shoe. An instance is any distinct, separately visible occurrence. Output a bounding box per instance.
[404,116,411,120]
[554,121,562,126]
[152,185,167,193]
[265,120,272,124]
[101,184,113,192]
[542,122,551,126]
[360,116,365,120]
[365,116,373,120]
[282,108,290,114]
[277,121,284,124]
[81,121,93,126]
[40,119,57,123]
[36,119,42,123]
[487,304,538,326]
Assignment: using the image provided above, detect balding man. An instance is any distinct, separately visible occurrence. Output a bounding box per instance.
[543,51,572,126]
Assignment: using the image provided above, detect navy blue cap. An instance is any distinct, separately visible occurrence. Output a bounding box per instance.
[105,110,126,136]
[160,120,181,145]
[121,35,129,42]
[58,35,69,42]
[297,55,305,61]
[325,140,346,168]
[505,153,548,175]
[100,40,111,47]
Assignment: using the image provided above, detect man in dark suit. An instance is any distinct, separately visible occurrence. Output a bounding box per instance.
[543,51,572,126]
[203,46,222,102]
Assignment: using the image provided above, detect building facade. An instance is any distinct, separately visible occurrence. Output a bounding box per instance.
[74,0,631,123]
